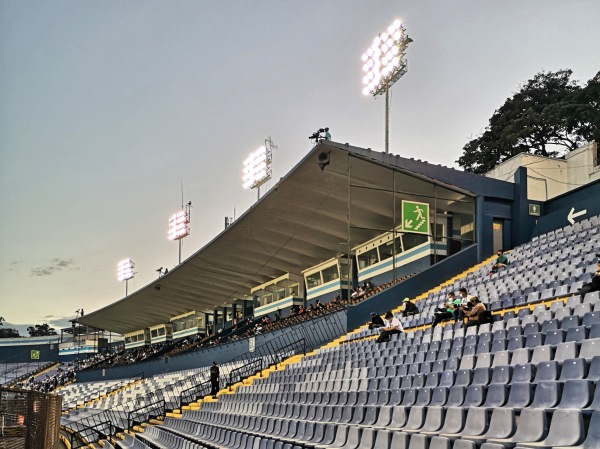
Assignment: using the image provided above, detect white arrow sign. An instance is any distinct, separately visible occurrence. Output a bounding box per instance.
[404,219,413,229]
[567,207,587,224]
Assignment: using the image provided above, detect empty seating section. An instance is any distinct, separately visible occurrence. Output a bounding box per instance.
[63,216,600,448]
[60,354,292,439]
[349,215,599,340]
[147,319,600,448]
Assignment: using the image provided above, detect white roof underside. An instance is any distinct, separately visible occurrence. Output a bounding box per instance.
[78,142,473,334]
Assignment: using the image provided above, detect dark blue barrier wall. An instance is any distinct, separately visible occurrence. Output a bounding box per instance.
[346,245,478,331]
[77,309,347,383]
[0,339,59,363]
[531,179,600,237]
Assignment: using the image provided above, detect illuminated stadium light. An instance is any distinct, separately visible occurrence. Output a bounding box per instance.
[168,210,190,241]
[361,18,412,153]
[117,259,134,282]
[169,201,192,265]
[117,258,135,296]
[242,145,272,191]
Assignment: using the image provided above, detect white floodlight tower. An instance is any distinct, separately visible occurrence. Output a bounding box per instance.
[117,258,135,296]
[242,137,274,200]
[168,201,191,265]
[361,19,412,154]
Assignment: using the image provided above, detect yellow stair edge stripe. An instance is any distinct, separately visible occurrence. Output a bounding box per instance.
[194,354,307,409]
[34,362,60,379]
[59,432,71,449]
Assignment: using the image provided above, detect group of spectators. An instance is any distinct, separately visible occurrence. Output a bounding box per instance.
[348,273,418,305]
[367,288,491,344]
[251,298,344,335]
[432,288,489,328]
[154,297,346,358]
[96,344,163,368]
[16,363,75,393]
[74,346,123,370]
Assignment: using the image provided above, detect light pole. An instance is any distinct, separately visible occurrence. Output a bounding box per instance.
[168,201,191,265]
[117,259,135,296]
[361,19,412,154]
[242,137,275,200]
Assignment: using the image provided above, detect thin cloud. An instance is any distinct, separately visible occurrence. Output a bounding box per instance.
[30,258,78,277]
[4,261,21,273]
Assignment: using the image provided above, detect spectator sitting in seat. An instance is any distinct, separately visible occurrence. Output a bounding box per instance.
[401,297,419,317]
[376,311,404,343]
[447,292,463,321]
[432,302,455,327]
[488,250,509,277]
[368,312,385,330]
[462,296,487,328]
[456,288,472,321]
[578,260,600,297]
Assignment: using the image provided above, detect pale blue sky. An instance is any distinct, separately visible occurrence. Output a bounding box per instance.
[1,0,599,333]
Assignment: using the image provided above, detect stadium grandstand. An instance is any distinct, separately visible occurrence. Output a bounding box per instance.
[2,140,600,449]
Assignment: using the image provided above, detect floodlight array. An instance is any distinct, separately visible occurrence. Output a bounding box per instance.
[168,210,190,241]
[117,259,134,282]
[242,145,272,189]
[361,19,410,97]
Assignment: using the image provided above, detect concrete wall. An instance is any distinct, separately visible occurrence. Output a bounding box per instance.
[566,141,600,185]
[485,142,599,202]
[485,153,568,201]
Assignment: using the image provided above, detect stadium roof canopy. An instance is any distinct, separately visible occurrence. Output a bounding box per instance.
[79,141,490,335]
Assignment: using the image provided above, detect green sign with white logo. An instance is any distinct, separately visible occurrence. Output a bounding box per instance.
[31,350,40,360]
[402,200,430,234]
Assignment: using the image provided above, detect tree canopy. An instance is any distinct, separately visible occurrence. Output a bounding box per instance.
[0,317,20,338]
[27,323,58,337]
[457,69,600,173]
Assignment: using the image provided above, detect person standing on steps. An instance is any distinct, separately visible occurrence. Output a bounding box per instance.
[210,361,220,398]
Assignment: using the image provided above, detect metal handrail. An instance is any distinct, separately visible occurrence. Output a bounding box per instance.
[179,379,211,407]
[127,399,165,429]
[227,358,263,390]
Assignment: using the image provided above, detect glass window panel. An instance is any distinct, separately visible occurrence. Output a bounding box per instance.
[322,265,339,283]
[306,272,322,289]
[286,284,299,297]
[394,236,403,254]
[379,239,395,261]
[339,258,352,280]
[403,233,429,251]
[357,247,379,270]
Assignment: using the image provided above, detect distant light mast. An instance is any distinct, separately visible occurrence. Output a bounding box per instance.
[361,18,412,154]
[242,137,275,200]
[168,201,191,265]
[117,258,135,296]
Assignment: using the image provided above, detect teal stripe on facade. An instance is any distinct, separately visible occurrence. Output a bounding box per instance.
[358,243,431,278]
[255,297,303,316]
[173,328,202,338]
[307,279,350,299]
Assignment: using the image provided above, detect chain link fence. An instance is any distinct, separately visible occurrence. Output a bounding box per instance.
[0,388,61,449]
